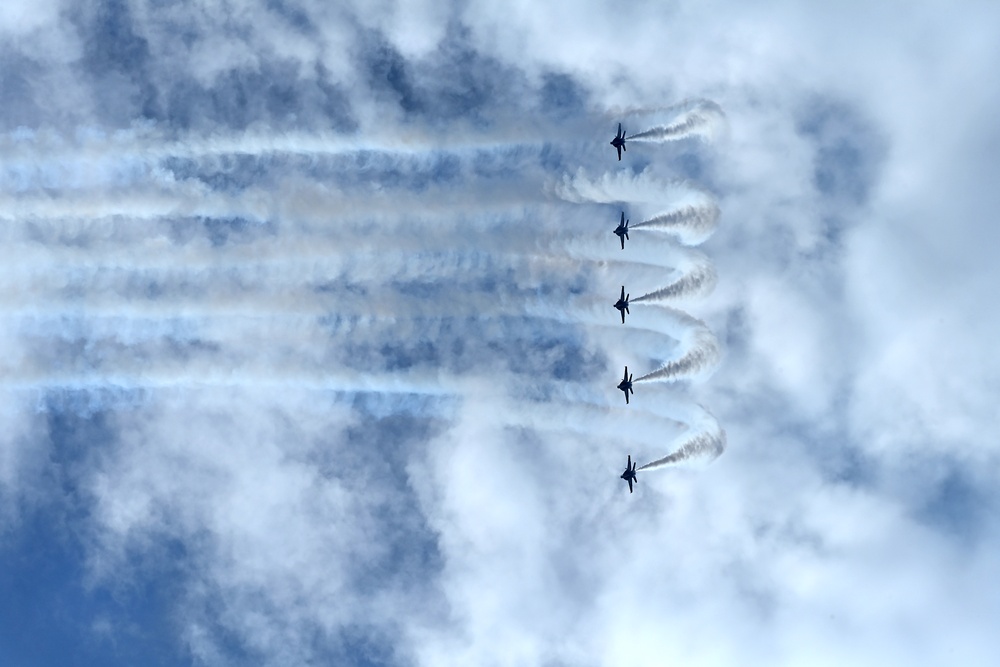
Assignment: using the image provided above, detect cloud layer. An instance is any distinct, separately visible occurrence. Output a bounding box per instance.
[1,2,999,667]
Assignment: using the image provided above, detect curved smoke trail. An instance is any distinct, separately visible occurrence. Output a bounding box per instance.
[626,99,727,143]
[630,203,720,246]
[551,167,710,211]
[637,419,727,470]
[633,313,721,383]
[631,254,717,303]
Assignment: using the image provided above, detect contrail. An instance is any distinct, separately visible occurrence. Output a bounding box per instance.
[626,99,727,143]
[630,203,720,246]
[631,254,717,303]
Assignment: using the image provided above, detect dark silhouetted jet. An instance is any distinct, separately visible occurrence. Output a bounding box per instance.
[613,212,629,249]
[614,286,630,324]
[621,454,638,493]
[617,366,634,404]
[611,123,627,160]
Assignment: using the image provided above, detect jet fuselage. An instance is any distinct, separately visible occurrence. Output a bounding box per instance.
[617,366,634,404]
[611,123,627,160]
[614,286,630,324]
[613,212,629,249]
[621,455,638,493]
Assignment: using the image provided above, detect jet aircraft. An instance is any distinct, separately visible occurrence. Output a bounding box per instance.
[621,454,638,493]
[610,123,627,160]
[614,286,630,324]
[613,212,629,249]
[617,366,634,404]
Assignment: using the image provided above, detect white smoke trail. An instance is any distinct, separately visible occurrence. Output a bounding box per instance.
[0,124,574,189]
[630,253,717,303]
[1,364,459,396]
[0,187,267,224]
[0,179,551,226]
[626,99,727,144]
[1,114,727,476]
[632,311,721,383]
[630,203,720,246]
[637,405,726,470]
[551,167,708,210]
[0,126,428,165]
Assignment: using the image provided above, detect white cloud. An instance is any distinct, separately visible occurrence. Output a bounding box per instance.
[2,1,1000,665]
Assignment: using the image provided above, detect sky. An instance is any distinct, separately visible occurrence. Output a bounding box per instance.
[1,1,999,666]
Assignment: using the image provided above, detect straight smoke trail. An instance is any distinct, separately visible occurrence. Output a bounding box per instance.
[630,204,720,246]
[626,100,727,143]
[631,255,717,303]
[1,365,459,396]
[0,127,439,165]
[0,125,569,190]
[0,169,552,225]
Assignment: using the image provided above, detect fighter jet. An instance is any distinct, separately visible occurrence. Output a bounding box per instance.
[614,286,630,324]
[613,212,629,249]
[617,366,634,404]
[610,123,627,160]
[621,454,638,493]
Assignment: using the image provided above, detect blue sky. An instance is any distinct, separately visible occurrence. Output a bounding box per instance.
[2,1,1000,666]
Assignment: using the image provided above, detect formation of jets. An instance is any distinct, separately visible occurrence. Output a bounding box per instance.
[610,124,640,494]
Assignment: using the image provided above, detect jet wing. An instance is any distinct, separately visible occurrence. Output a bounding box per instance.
[621,309,626,324]
[628,478,633,493]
